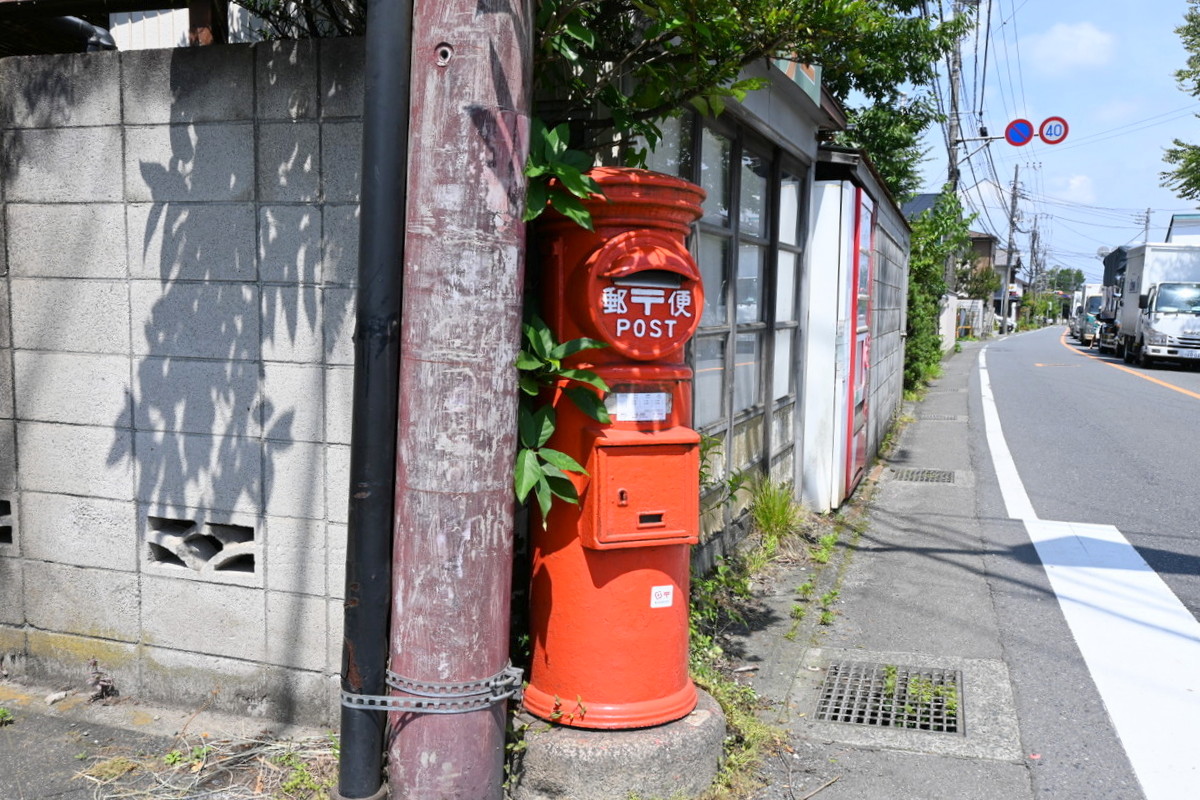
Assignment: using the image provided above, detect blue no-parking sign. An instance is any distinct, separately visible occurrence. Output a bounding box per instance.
[1005,119,1034,146]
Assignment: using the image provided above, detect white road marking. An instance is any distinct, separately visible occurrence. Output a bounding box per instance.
[979,350,1200,799]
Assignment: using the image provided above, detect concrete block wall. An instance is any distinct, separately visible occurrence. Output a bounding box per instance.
[0,39,365,726]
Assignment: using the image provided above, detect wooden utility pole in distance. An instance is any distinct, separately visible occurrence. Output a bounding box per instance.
[1000,165,1019,334]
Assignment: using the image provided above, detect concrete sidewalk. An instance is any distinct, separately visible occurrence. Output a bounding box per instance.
[740,339,1035,799]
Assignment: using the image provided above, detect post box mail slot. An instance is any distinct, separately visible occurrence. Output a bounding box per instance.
[581,427,700,549]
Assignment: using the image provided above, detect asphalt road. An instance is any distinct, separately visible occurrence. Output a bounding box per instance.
[984,326,1200,614]
[975,325,1200,800]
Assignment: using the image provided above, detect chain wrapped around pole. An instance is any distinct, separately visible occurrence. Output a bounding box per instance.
[341,663,523,715]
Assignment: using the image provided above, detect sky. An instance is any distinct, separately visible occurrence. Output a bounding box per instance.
[919,0,1200,283]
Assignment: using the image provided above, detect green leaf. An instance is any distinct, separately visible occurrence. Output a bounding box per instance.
[553,165,599,200]
[534,476,553,518]
[544,123,570,158]
[516,351,544,371]
[550,36,580,62]
[558,368,608,392]
[564,18,595,47]
[523,315,556,360]
[561,149,596,174]
[550,337,607,360]
[522,321,548,360]
[546,475,580,505]
[518,405,538,449]
[565,385,611,424]
[539,447,587,475]
[549,189,594,231]
[532,405,556,448]
[519,375,541,396]
[514,448,542,501]
[523,178,550,222]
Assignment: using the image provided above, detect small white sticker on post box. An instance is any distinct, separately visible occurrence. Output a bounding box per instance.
[650,585,674,608]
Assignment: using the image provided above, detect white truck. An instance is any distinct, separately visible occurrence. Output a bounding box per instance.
[1071,283,1103,345]
[1117,243,1200,367]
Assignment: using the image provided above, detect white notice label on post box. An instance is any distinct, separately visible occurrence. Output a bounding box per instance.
[607,392,671,422]
[650,585,674,608]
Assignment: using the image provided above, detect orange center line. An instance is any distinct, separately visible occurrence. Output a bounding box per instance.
[1058,328,1200,401]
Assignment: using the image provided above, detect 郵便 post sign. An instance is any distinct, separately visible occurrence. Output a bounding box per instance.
[580,230,703,360]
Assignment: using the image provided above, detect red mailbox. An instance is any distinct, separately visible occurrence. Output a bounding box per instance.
[524,168,706,729]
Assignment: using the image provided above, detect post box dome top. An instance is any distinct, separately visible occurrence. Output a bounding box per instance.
[541,167,706,235]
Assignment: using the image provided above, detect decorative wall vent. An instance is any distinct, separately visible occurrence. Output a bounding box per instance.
[0,499,13,545]
[146,514,256,576]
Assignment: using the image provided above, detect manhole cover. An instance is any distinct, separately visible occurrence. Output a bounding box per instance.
[890,468,955,483]
[814,661,963,734]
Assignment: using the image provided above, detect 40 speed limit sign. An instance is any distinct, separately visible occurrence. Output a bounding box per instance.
[1039,116,1069,145]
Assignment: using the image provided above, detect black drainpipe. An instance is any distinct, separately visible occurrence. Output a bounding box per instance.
[336,0,413,797]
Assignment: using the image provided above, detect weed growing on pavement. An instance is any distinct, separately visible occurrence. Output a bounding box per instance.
[906,676,959,716]
[748,478,806,556]
[783,603,808,641]
[80,732,339,799]
[0,706,13,726]
[818,610,835,626]
[689,648,781,799]
[883,664,898,697]
[810,532,838,564]
[84,756,140,782]
[795,581,815,598]
[163,744,213,767]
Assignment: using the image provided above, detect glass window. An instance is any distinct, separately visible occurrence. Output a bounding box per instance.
[736,245,764,323]
[732,332,761,412]
[694,336,726,427]
[773,329,794,401]
[698,233,729,326]
[700,129,731,225]
[643,115,693,178]
[739,152,769,237]
[779,173,802,245]
[775,251,797,323]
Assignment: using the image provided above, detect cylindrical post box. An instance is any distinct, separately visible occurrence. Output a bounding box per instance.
[524,168,706,729]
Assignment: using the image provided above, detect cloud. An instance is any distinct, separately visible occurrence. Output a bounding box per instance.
[1024,22,1115,74]
[1052,174,1097,205]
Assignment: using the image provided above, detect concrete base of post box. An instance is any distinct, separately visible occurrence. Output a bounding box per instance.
[510,688,726,800]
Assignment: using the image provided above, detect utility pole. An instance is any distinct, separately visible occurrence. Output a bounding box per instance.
[944,1,968,290]
[947,30,963,190]
[1145,207,1152,243]
[386,1,532,797]
[1000,164,1019,334]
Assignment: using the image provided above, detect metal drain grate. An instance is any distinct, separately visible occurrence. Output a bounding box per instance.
[918,414,964,421]
[815,661,963,734]
[891,468,955,483]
